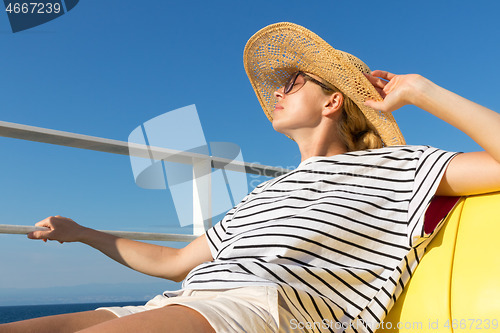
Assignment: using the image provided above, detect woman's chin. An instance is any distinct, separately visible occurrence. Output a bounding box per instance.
[272,124,295,140]
[272,121,286,134]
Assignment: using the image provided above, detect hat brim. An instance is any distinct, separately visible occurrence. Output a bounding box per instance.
[243,22,405,147]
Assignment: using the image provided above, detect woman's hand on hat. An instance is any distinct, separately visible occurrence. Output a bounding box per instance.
[28,215,87,243]
[363,70,425,113]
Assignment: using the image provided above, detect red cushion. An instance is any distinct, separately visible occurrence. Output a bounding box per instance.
[424,196,462,234]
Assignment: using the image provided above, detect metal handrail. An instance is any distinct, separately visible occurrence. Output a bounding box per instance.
[0,224,196,242]
[0,120,293,242]
[0,120,290,177]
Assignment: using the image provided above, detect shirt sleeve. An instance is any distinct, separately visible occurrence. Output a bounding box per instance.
[407,146,460,247]
[205,212,232,259]
[204,178,274,259]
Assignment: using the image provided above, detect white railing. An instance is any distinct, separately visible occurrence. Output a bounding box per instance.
[0,120,292,242]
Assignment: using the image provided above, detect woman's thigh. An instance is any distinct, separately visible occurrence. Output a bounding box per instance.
[0,309,117,333]
[76,305,215,333]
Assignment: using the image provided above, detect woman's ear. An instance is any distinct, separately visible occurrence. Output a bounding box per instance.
[323,92,344,117]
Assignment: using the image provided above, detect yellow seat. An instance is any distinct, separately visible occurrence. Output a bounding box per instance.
[379,192,500,332]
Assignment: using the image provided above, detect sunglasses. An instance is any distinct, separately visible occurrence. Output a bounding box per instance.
[283,71,334,95]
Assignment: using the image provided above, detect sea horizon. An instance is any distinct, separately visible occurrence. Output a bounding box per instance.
[0,281,181,307]
[0,300,146,324]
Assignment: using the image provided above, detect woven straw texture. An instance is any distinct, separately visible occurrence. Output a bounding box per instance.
[243,22,405,146]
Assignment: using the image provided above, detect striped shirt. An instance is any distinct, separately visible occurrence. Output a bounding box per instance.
[183,145,458,332]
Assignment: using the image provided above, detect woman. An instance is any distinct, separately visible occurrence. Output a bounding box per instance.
[2,22,499,333]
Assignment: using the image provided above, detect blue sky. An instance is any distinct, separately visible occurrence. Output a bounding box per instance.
[1,0,499,304]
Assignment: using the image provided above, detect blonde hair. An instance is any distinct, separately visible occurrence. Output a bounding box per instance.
[320,84,383,152]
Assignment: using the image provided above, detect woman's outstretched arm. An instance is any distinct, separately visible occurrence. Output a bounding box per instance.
[28,215,213,282]
[364,71,500,196]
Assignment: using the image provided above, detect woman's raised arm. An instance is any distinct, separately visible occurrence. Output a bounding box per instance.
[28,215,213,282]
[364,71,500,196]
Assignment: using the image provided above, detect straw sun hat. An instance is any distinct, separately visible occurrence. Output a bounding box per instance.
[243,22,405,146]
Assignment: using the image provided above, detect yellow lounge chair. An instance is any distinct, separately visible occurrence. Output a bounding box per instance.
[380,192,500,332]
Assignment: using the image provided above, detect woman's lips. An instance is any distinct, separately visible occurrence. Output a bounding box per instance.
[274,104,284,112]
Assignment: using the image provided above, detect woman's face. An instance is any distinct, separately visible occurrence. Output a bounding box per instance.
[272,73,333,139]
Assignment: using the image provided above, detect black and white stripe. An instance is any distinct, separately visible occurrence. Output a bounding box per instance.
[184,145,457,333]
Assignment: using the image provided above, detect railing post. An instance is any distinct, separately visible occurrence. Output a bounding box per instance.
[192,158,212,236]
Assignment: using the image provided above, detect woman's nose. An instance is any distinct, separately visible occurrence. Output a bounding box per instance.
[274,86,284,99]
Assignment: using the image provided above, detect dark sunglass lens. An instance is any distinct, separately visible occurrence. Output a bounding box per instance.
[284,72,300,94]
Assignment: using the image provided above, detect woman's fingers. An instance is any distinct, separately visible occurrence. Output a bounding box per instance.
[363,73,390,98]
[34,215,64,228]
[34,219,51,228]
[28,229,52,240]
[30,217,53,240]
[373,86,386,98]
[363,73,387,89]
[371,70,396,81]
[365,71,424,113]
[364,99,386,112]
[29,216,65,242]
[381,76,399,95]
[29,215,83,243]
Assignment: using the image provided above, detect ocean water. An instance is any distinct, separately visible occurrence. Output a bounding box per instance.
[0,301,145,324]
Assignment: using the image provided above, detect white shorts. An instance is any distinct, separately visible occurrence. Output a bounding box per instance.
[96,286,302,333]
